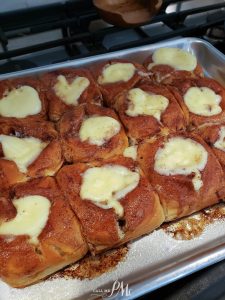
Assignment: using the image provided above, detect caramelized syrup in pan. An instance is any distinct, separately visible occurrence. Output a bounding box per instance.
[162,203,225,240]
[50,204,225,281]
[50,245,128,280]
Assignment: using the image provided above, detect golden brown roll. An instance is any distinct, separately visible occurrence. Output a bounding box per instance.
[92,59,146,106]
[0,77,47,122]
[58,103,128,163]
[114,82,186,141]
[0,119,63,191]
[41,68,102,121]
[143,47,203,84]
[56,156,165,254]
[169,78,225,130]
[137,132,225,221]
[0,177,88,288]
[195,123,225,172]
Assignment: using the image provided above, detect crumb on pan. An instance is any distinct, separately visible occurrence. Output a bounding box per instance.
[162,203,225,240]
[50,245,128,280]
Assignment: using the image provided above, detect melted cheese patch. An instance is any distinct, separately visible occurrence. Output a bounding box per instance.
[98,63,136,84]
[0,135,47,173]
[126,88,169,121]
[154,137,208,191]
[123,145,137,160]
[0,86,42,118]
[214,126,225,152]
[79,116,121,146]
[0,195,51,244]
[192,170,203,191]
[80,165,140,217]
[54,75,90,105]
[184,87,222,116]
[148,47,197,71]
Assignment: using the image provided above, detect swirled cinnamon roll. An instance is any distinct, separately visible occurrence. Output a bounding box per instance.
[169,77,225,130]
[0,177,88,287]
[0,77,47,122]
[41,68,102,121]
[138,132,225,221]
[0,120,63,191]
[58,103,128,163]
[56,156,165,254]
[114,82,186,141]
[143,47,203,84]
[92,59,147,107]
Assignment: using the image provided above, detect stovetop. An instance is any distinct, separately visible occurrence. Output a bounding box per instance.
[140,258,225,300]
[0,0,225,74]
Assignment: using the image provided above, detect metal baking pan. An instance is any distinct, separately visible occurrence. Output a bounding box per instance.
[1,37,225,300]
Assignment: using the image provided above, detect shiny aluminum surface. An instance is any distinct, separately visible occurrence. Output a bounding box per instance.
[0,37,225,86]
[0,38,225,300]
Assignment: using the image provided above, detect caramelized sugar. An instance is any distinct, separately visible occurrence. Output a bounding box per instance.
[51,245,128,280]
[162,203,225,240]
[50,204,225,282]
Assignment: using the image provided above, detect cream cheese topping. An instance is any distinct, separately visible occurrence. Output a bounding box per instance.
[154,137,208,191]
[0,86,42,118]
[0,195,51,244]
[80,165,140,217]
[148,47,197,71]
[192,170,204,191]
[214,126,225,152]
[123,145,137,160]
[125,88,169,121]
[0,135,47,173]
[79,116,121,146]
[184,87,222,116]
[98,63,136,84]
[54,75,90,105]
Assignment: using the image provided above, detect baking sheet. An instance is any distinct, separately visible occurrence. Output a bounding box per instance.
[0,37,225,300]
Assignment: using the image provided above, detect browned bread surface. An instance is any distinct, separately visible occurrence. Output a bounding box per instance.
[0,76,48,122]
[114,82,186,141]
[0,177,88,288]
[143,55,203,84]
[92,59,146,107]
[56,156,165,254]
[1,49,225,289]
[58,103,128,163]
[0,120,63,192]
[41,68,102,121]
[137,132,225,221]
[169,78,225,130]
[195,123,225,172]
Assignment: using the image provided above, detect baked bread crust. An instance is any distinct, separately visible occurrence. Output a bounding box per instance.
[195,123,225,172]
[0,77,47,122]
[0,177,88,288]
[169,78,225,130]
[58,103,128,163]
[0,47,224,290]
[0,120,63,192]
[143,54,203,84]
[137,132,225,221]
[0,160,27,193]
[114,82,186,141]
[56,156,165,254]
[92,59,146,107]
[41,68,102,121]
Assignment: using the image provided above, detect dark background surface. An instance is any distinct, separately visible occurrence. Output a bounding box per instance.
[138,258,225,300]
